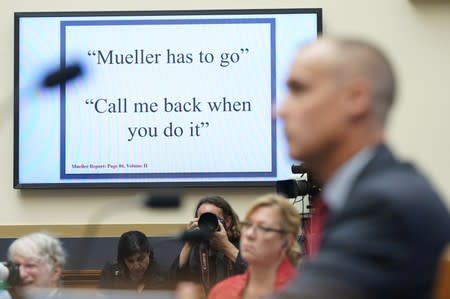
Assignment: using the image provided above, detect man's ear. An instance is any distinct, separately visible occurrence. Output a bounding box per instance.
[346,78,371,119]
[51,263,63,283]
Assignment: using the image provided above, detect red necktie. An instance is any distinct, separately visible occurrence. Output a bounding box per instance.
[304,195,329,259]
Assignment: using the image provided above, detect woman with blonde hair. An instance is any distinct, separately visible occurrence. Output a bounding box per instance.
[207,193,302,299]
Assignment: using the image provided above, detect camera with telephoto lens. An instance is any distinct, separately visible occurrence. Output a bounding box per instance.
[198,212,222,234]
[276,163,321,198]
[0,261,21,287]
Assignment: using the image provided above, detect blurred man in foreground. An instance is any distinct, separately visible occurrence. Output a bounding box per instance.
[274,37,450,299]
[7,232,66,298]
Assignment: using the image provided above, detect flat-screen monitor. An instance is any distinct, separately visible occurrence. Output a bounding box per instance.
[14,9,322,189]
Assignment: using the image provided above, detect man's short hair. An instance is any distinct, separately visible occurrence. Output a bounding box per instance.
[333,38,396,126]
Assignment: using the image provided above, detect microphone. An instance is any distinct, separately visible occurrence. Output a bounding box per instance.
[41,63,83,87]
[1,62,84,129]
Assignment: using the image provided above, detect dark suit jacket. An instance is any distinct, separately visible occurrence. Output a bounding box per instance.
[275,144,450,299]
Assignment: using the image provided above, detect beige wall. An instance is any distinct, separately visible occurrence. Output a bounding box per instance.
[0,0,449,233]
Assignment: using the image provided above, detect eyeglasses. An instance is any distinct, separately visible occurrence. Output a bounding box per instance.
[239,221,286,235]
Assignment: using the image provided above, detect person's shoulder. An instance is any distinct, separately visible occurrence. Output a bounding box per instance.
[354,145,441,206]
[275,258,298,292]
[349,146,450,235]
[208,274,246,299]
[361,164,440,208]
[144,263,171,290]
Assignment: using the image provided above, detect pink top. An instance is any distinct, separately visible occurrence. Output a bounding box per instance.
[208,258,297,299]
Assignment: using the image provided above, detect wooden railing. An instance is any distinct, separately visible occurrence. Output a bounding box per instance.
[61,269,102,289]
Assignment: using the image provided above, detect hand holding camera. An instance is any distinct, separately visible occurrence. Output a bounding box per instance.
[196,212,230,250]
[186,217,199,232]
[182,213,224,244]
[209,220,229,250]
[183,213,228,245]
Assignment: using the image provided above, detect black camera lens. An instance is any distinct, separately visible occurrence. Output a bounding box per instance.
[198,212,220,233]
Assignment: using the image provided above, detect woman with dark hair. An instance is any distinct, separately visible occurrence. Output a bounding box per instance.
[171,195,247,293]
[98,230,167,292]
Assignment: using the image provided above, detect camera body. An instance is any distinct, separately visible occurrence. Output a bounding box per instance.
[198,212,222,234]
[276,163,321,198]
[0,262,21,287]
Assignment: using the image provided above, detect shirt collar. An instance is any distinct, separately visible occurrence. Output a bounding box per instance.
[323,146,376,212]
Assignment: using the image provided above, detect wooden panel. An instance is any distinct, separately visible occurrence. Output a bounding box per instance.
[62,269,102,289]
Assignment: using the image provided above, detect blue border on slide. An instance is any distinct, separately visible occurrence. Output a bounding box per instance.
[60,18,276,180]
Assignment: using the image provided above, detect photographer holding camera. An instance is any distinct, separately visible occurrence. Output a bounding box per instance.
[171,195,247,293]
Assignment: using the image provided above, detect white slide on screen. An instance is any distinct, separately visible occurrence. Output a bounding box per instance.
[15,11,320,186]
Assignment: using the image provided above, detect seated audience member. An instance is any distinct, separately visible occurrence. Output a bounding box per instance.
[271,37,450,299]
[7,232,66,298]
[98,230,167,291]
[171,195,247,293]
[207,193,301,299]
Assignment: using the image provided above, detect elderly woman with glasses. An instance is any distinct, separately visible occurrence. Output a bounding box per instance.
[207,193,302,299]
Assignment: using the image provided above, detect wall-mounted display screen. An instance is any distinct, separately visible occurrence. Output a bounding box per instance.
[14,9,322,188]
